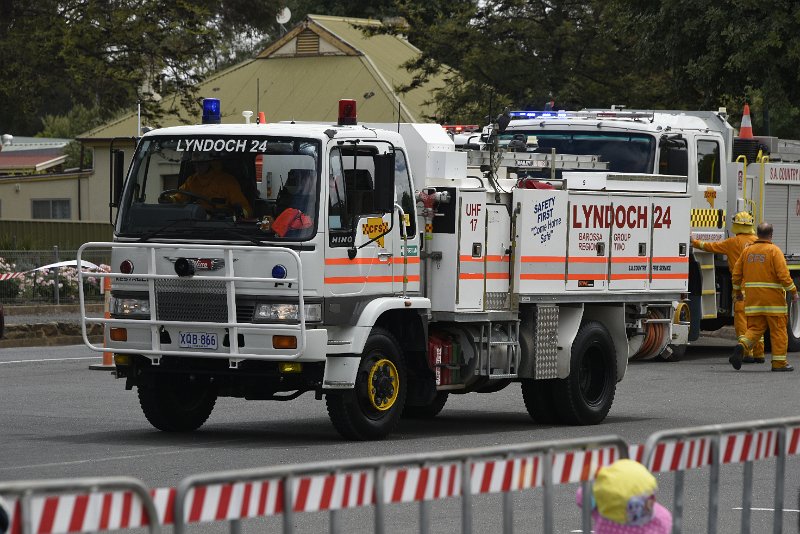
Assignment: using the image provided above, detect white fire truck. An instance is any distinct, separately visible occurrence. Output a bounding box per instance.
[496,107,800,349]
[79,99,691,440]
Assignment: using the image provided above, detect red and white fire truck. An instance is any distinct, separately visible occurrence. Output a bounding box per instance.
[79,99,691,440]
[497,107,800,349]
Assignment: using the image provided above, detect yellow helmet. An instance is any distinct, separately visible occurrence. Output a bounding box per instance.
[732,211,755,234]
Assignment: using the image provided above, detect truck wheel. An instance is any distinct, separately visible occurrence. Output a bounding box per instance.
[402,392,448,419]
[138,376,216,432]
[521,378,559,424]
[552,321,617,425]
[326,328,407,440]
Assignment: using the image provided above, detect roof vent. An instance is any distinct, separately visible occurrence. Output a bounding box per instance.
[296,29,319,55]
[1,134,12,146]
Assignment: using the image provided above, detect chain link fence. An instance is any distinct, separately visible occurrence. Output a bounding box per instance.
[0,248,111,305]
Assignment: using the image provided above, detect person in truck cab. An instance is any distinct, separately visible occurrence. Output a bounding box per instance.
[272,168,315,237]
[166,152,252,217]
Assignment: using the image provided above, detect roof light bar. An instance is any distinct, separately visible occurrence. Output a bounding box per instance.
[507,109,654,121]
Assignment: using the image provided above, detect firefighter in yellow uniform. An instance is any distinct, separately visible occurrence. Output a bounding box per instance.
[691,211,759,361]
[730,222,799,371]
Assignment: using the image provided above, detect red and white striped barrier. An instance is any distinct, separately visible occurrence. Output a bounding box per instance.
[4,428,800,532]
[0,272,24,281]
[5,488,173,534]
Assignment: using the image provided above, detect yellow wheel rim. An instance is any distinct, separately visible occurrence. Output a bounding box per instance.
[367,358,399,411]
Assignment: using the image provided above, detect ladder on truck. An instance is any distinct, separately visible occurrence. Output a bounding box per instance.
[466,150,609,172]
[477,319,521,379]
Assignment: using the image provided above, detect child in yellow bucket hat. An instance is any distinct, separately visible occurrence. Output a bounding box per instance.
[576,459,672,533]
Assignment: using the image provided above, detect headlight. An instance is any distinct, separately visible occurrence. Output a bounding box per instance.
[253,303,322,322]
[110,296,151,317]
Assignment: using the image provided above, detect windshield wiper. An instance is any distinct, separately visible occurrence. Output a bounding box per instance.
[137,218,194,242]
[200,226,266,246]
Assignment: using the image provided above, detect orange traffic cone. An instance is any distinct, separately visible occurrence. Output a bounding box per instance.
[740,103,754,139]
[89,276,115,370]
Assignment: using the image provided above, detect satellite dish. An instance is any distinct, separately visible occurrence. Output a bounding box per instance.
[276,7,291,25]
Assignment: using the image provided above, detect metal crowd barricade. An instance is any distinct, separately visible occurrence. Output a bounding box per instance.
[173,435,629,534]
[0,476,161,534]
[641,415,800,534]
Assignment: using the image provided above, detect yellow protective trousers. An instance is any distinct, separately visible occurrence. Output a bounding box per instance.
[737,314,789,367]
[734,299,762,357]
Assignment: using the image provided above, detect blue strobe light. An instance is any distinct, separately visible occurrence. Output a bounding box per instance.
[202,98,221,124]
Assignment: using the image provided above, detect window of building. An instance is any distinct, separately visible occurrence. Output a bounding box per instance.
[32,199,71,219]
[697,140,721,185]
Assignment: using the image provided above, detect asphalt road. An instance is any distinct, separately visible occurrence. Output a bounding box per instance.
[1,337,799,533]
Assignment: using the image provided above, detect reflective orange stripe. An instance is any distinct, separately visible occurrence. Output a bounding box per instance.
[459,273,485,280]
[651,273,687,279]
[568,257,607,263]
[459,255,483,262]
[610,274,649,280]
[568,274,606,280]
[521,256,566,263]
[326,258,376,265]
[324,275,420,284]
[485,273,509,280]
[610,257,648,263]
[652,257,689,263]
[485,255,510,262]
[325,257,420,265]
[520,273,565,280]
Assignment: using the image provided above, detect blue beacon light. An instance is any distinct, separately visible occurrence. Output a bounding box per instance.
[202,98,221,124]
[272,264,288,279]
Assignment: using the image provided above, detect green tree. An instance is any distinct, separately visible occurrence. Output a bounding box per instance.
[0,1,281,136]
[38,104,106,169]
[287,0,397,19]
[618,0,800,138]
[386,0,664,124]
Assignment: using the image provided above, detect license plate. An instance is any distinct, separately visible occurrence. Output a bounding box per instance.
[179,331,218,350]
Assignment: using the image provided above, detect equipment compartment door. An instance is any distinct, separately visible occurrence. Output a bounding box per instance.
[484,204,511,309]
[650,196,690,291]
[457,191,486,310]
[608,196,650,291]
[567,194,610,291]
[513,189,568,294]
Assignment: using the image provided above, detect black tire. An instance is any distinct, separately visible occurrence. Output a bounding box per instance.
[521,378,559,424]
[403,392,448,419]
[138,376,216,432]
[518,306,560,424]
[552,321,617,425]
[326,327,407,440]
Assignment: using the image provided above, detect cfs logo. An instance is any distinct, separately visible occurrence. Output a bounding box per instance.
[362,217,389,247]
[704,187,717,208]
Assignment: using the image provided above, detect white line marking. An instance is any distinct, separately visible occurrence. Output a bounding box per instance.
[0,356,100,365]
[733,507,800,513]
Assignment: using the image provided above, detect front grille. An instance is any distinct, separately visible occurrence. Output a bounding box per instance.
[155,279,228,322]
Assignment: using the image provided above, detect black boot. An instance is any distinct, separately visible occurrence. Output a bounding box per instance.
[729,344,744,370]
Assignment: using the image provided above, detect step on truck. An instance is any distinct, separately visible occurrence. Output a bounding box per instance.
[79,98,691,440]
[496,107,800,349]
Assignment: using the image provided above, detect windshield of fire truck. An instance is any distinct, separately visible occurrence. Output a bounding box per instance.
[499,131,655,174]
[117,135,321,242]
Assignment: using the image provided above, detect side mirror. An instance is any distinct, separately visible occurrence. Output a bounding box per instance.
[373,152,395,213]
[111,149,125,207]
